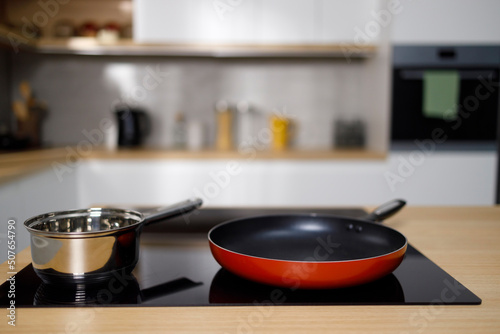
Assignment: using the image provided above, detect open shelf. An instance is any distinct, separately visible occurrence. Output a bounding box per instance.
[1,35,377,58]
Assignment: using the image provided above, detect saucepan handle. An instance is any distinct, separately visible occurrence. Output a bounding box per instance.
[141,198,203,226]
[363,199,406,222]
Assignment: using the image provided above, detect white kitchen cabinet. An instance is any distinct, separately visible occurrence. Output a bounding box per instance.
[76,151,496,209]
[134,0,257,44]
[134,0,385,45]
[258,0,316,44]
[319,0,383,43]
[0,168,78,262]
[391,0,500,44]
[222,0,259,43]
[134,0,200,43]
[169,0,258,44]
[134,0,312,44]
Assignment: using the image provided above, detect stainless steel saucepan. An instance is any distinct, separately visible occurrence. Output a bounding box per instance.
[23,198,202,284]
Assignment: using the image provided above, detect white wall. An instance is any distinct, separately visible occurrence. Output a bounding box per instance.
[392,0,500,44]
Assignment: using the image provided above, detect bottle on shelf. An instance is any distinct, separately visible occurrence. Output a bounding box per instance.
[235,100,256,150]
[215,100,234,151]
[173,111,187,149]
[186,120,205,151]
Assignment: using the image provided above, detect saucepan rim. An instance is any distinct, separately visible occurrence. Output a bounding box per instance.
[23,207,144,237]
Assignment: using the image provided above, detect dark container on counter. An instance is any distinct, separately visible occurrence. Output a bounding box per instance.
[115,107,150,147]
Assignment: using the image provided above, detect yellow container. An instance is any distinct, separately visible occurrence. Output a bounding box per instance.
[270,115,294,150]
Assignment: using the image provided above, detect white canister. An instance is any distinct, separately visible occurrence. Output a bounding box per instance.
[236,101,255,149]
[104,116,118,151]
[186,121,205,151]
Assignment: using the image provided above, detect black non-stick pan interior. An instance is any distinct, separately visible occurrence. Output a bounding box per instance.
[209,215,407,262]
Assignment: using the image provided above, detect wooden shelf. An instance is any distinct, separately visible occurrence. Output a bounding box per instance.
[0,27,377,58]
[35,38,377,58]
[0,24,36,53]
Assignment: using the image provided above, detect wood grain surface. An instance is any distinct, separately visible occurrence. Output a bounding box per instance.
[1,206,499,334]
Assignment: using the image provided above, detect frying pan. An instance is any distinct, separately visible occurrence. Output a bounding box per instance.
[24,198,202,284]
[208,199,407,289]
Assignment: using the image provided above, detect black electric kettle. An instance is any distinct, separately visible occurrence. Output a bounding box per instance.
[114,107,150,147]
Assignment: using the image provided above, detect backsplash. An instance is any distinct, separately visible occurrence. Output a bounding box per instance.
[9,52,382,150]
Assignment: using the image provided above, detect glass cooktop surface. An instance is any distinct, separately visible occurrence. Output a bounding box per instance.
[0,208,481,307]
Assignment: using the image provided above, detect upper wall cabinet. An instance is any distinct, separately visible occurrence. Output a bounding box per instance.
[319,0,382,43]
[134,0,500,46]
[134,0,385,45]
[257,0,315,44]
[133,0,259,44]
[391,0,500,44]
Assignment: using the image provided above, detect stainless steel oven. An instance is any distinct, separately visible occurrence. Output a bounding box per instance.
[390,45,500,145]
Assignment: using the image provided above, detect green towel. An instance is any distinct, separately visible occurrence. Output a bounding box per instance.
[422,70,460,119]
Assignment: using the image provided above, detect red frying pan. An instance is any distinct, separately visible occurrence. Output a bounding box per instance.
[208,199,407,289]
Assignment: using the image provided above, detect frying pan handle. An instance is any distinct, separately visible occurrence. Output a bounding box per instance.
[363,199,406,222]
[141,198,203,226]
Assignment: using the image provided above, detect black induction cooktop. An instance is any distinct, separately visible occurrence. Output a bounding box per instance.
[0,208,481,307]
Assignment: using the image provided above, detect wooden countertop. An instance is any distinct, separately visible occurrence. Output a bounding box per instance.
[86,147,386,160]
[0,147,386,186]
[0,148,69,185]
[1,206,499,334]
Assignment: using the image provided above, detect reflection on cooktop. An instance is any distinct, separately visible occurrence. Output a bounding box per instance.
[209,269,405,304]
[0,208,481,307]
[34,276,202,306]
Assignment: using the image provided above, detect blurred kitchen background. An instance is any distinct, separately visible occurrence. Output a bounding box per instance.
[1,0,394,151]
[1,0,499,249]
